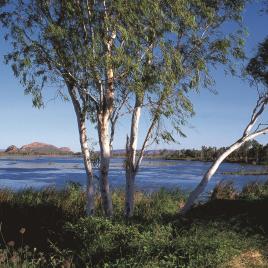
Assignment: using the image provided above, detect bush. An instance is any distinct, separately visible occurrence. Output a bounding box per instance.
[240,181,268,200]
[210,181,237,200]
[210,180,268,201]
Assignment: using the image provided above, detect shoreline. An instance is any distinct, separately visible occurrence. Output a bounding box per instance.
[1,153,268,167]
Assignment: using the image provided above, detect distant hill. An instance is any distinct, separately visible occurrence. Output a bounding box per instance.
[4,142,73,155]
[2,144,175,158]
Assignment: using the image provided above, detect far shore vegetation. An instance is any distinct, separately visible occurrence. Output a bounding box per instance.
[2,139,268,166]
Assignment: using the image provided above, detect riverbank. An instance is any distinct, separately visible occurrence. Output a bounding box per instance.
[0,182,267,267]
[2,152,268,167]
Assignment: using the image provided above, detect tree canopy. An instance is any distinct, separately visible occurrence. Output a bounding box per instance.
[247,38,268,88]
[0,0,247,123]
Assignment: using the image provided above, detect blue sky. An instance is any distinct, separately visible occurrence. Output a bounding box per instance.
[0,2,268,152]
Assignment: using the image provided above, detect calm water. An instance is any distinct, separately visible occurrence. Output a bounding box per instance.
[0,157,267,195]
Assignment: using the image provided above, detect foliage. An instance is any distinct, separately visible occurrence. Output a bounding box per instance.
[247,37,268,87]
[0,0,248,140]
[122,0,249,144]
[65,219,258,268]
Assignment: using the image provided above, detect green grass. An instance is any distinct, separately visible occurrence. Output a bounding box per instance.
[0,182,267,267]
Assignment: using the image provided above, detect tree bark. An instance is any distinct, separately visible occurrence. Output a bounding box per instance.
[67,84,95,216]
[125,95,142,217]
[79,120,95,215]
[125,167,136,217]
[98,64,114,217]
[98,112,113,217]
[125,91,166,217]
[180,129,268,215]
[180,94,268,215]
[94,26,116,217]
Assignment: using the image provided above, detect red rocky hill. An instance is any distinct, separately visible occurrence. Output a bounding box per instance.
[5,142,73,155]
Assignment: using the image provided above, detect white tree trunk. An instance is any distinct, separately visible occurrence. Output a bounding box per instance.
[125,168,136,217]
[78,120,95,216]
[125,91,163,218]
[96,38,115,216]
[180,129,268,215]
[98,113,113,217]
[67,84,95,216]
[125,98,142,217]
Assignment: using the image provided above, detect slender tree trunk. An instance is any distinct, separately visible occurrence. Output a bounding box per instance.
[124,91,165,218]
[94,29,116,216]
[125,167,136,217]
[67,84,95,216]
[245,153,248,163]
[180,129,268,215]
[180,140,244,215]
[98,112,113,217]
[96,68,114,217]
[78,120,95,215]
[180,95,268,215]
[125,95,142,218]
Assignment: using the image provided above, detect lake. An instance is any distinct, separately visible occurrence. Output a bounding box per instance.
[0,157,267,195]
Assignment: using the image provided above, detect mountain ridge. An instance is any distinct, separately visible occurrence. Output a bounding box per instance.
[4,142,73,155]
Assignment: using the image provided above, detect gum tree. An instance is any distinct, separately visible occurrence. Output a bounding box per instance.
[124,0,248,217]
[180,37,268,215]
[0,0,147,216]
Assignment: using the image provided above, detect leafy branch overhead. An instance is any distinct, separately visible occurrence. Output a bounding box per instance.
[122,0,248,154]
[1,0,247,119]
[247,37,268,88]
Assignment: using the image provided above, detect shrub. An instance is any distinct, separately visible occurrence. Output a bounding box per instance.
[240,181,268,200]
[210,181,237,200]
